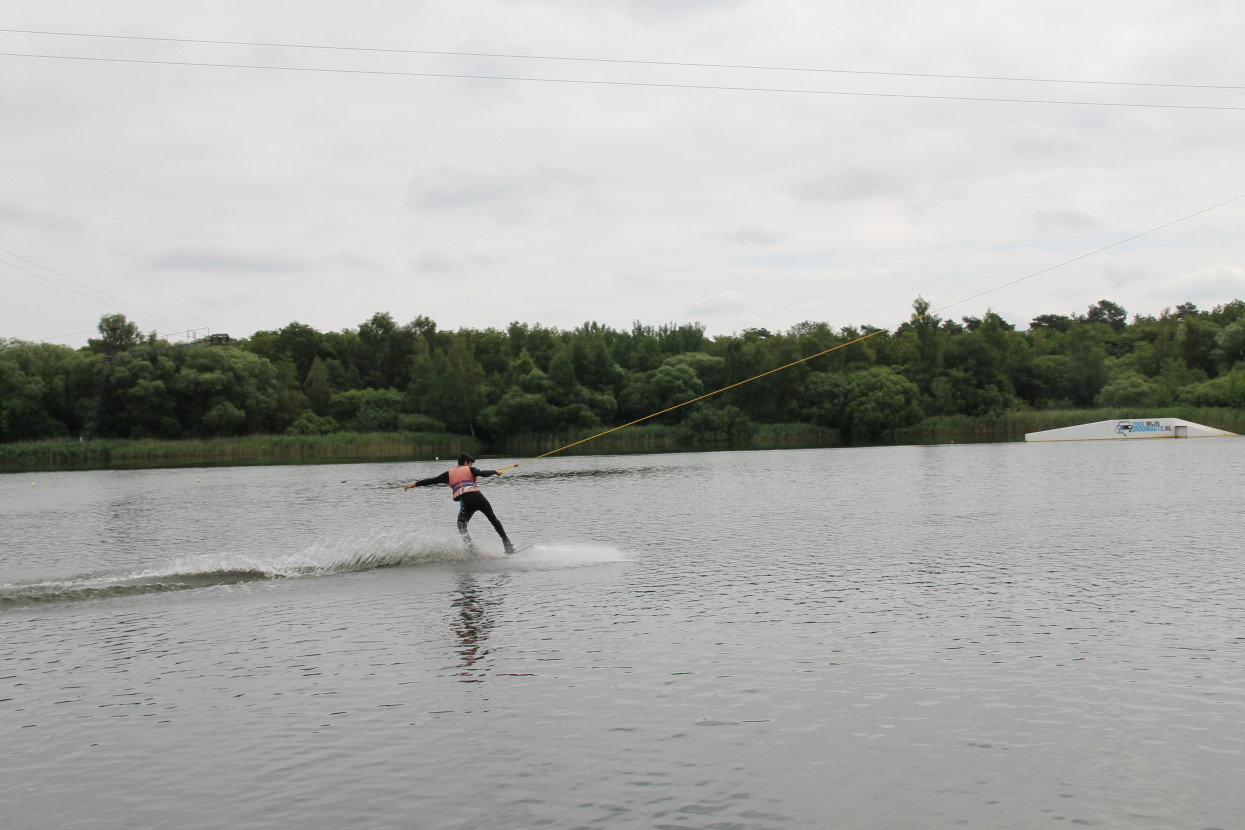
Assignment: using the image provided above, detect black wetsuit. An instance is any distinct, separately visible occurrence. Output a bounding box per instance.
[412,467,513,554]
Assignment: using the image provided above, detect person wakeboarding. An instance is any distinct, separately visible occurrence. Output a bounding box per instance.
[403,454,515,555]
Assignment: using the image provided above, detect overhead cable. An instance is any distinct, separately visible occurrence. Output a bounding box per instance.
[0,246,187,334]
[2,51,1244,111]
[2,27,1243,92]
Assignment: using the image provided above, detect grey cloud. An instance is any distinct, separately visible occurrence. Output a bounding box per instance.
[409,164,582,214]
[792,167,908,203]
[411,168,526,210]
[621,0,749,19]
[726,223,786,246]
[412,251,506,273]
[1099,258,1150,289]
[326,251,383,270]
[531,0,749,22]
[612,269,669,288]
[0,201,82,232]
[1163,262,1245,297]
[685,290,749,318]
[148,247,305,273]
[1032,209,1103,234]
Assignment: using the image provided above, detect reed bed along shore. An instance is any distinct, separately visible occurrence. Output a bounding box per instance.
[4,424,840,472]
[495,423,841,456]
[2,408,1238,473]
[0,432,482,472]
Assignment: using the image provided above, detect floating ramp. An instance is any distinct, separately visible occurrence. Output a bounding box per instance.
[1025,418,1238,442]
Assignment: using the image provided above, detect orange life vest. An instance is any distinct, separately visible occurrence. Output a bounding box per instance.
[447,465,481,500]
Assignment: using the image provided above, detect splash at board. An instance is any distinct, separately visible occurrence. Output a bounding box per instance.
[475,541,535,560]
[473,543,630,567]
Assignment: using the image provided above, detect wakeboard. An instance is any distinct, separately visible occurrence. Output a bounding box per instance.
[477,541,535,559]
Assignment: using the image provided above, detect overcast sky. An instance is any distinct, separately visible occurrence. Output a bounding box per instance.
[3,0,1244,347]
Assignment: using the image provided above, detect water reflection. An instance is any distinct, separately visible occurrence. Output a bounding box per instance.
[449,574,505,681]
[503,465,662,482]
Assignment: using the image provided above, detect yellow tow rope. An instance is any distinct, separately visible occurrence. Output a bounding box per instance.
[498,192,1245,472]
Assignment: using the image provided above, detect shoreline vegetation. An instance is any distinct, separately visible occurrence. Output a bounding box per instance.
[3,407,1239,473]
[6,300,1244,473]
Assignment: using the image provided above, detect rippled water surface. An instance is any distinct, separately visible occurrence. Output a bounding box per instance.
[3,440,1243,829]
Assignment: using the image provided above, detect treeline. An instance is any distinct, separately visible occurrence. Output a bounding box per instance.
[2,298,1243,446]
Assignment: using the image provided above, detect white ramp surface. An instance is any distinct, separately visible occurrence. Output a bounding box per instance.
[1026,417,1238,442]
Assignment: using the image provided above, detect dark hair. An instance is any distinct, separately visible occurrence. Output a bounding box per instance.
[457,453,475,466]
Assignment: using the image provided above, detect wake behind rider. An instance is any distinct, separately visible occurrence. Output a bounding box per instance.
[403,453,515,555]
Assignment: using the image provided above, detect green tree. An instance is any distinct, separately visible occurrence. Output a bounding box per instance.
[631,336,662,372]
[548,350,579,405]
[88,313,142,355]
[934,312,1016,414]
[303,356,332,415]
[168,347,279,437]
[839,366,924,440]
[0,340,95,438]
[200,401,247,436]
[1179,366,1245,408]
[327,388,404,432]
[397,412,445,433]
[243,321,323,380]
[275,321,323,379]
[321,329,363,388]
[664,352,727,391]
[286,411,340,435]
[479,390,559,436]
[570,335,626,392]
[0,344,57,440]
[802,371,848,429]
[120,359,181,438]
[656,322,708,354]
[678,404,756,443]
[930,369,1010,417]
[1095,372,1158,409]
[617,362,704,423]
[1153,357,1201,406]
[1085,299,1128,333]
[350,388,404,432]
[1212,322,1245,372]
[1022,354,1076,407]
[515,324,557,369]
[423,336,488,434]
[1177,313,1221,377]
[1030,313,1073,333]
[1063,324,1109,406]
[904,295,943,396]
[272,360,307,431]
[357,312,418,389]
[470,327,512,378]
[717,330,798,420]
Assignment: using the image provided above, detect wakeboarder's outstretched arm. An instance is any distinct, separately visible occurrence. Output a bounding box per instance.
[403,470,448,490]
[402,467,502,490]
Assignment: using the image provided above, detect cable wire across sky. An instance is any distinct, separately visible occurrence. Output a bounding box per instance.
[5,50,1245,111]
[4,27,1245,91]
[3,27,1245,111]
[1,247,188,339]
[3,12,1242,347]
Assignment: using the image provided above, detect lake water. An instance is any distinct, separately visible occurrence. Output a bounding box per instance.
[2,440,1242,829]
